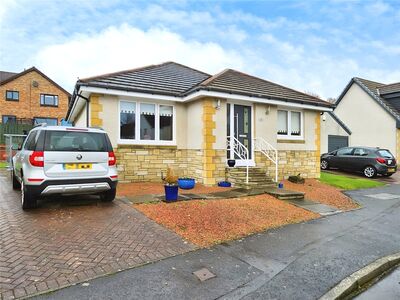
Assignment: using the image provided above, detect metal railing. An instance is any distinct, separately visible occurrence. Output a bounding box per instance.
[227,135,249,184]
[254,137,278,182]
[4,134,26,170]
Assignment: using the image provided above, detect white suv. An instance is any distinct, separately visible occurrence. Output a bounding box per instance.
[12,125,118,209]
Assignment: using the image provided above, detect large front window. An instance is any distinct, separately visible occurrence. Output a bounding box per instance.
[119,101,174,144]
[277,109,303,139]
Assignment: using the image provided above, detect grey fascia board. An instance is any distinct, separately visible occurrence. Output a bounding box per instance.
[328,111,352,135]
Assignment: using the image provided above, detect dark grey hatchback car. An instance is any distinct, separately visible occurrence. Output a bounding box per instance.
[320,147,397,178]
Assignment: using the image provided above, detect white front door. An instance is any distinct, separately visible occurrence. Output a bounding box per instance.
[227,103,255,167]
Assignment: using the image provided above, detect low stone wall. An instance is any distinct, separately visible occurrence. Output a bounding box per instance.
[115,145,204,183]
[255,150,320,180]
[115,145,319,184]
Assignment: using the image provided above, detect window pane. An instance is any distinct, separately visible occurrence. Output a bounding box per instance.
[140,103,155,140]
[2,116,16,124]
[337,148,353,156]
[160,105,173,141]
[34,118,57,125]
[277,110,288,135]
[13,91,19,100]
[120,101,136,139]
[44,131,107,152]
[291,111,301,136]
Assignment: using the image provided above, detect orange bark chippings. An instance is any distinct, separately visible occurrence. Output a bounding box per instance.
[135,195,319,247]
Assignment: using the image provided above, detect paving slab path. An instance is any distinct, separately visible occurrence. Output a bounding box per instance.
[35,185,400,300]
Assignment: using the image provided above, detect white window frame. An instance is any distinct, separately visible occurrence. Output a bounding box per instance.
[118,99,176,146]
[277,109,304,140]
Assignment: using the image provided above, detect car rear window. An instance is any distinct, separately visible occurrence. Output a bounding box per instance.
[377,149,394,158]
[44,131,108,152]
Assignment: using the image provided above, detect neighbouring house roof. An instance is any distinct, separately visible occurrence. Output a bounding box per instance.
[0,67,71,97]
[0,71,17,83]
[378,82,400,96]
[335,77,400,123]
[67,62,332,119]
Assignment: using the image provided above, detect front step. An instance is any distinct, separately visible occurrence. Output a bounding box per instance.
[227,167,275,189]
[264,187,305,200]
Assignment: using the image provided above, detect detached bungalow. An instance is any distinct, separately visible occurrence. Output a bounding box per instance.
[66,62,332,185]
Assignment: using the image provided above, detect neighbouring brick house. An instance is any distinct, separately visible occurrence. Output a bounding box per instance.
[66,62,332,185]
[0,67,70,125]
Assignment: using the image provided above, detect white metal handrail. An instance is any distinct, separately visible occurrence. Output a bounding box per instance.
[254,137,278,182]
[227,135,249,184]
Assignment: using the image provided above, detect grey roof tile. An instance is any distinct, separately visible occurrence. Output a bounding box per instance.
[79,62,211,96]
[0,71,17,83]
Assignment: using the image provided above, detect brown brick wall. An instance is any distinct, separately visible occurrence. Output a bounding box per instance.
[0,70,69,123]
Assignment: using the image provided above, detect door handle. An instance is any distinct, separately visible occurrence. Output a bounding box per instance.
[239,134,247,138]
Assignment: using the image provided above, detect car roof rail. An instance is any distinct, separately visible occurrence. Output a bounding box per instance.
[33,123,47,128]
[89,126,104,130]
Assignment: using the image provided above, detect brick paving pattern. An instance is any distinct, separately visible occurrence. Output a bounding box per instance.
[0,171,195,299]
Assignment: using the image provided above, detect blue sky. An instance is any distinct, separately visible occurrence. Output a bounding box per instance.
[0,0,399,99]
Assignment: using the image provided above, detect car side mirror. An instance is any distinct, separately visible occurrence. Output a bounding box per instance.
[11,144,20,151]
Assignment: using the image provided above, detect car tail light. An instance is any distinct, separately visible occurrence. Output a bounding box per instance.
[108,151,116,166]
[29,151,44,167]
[376,157,386,164]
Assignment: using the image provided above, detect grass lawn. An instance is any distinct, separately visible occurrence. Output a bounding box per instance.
[0,161,7,168]
[319,172,385,190]
[135,195,319,247]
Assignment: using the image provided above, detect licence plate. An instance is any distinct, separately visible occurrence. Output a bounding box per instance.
[388,168,396,173]
[64,163,92,170]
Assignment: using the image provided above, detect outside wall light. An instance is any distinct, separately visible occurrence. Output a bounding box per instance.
[265,105,270,115]
[215,99,221,110]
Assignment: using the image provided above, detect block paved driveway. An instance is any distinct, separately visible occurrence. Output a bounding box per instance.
[0,170,195,299]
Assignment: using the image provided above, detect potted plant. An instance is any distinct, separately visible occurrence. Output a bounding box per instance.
[218,168,232,187]
[178,177,195,189]
[162,167,179,202]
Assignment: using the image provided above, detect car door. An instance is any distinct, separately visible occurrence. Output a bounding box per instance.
[334,147,354,170]
[14,131,37,180]
[352,148,370,172]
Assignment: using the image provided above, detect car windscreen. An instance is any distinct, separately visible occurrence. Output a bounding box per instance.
[377,149,394,158]
[44,131,108,152]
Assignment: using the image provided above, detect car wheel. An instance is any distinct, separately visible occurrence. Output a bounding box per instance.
[321,159,329,170]
[363,166,377,178]
[21,180,37,209]
[101,188,116,202]
[11,169,21,190]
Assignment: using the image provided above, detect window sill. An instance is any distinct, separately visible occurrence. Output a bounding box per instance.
[118,139,176,147]
[40,105,58,107]
[277,139,305,144]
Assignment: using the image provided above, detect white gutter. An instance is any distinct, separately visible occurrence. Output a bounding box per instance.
[70,85,332,120]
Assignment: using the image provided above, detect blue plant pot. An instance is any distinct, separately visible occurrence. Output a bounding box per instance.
[278,182,284,189]
[164,185,179,202]
[178,178,195,189]
[218,181,232,187]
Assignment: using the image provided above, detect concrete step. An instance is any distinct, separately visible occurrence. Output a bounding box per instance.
[234,182,276,189]
[264,187,305,200]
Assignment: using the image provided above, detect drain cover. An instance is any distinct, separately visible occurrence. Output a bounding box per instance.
[193,268,216,282]
[365,193,400,200]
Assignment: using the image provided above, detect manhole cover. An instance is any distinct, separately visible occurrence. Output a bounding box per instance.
[193,268,216,282]
[365,193,400,200]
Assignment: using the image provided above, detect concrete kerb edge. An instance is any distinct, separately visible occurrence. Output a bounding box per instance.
[319,252,400,300]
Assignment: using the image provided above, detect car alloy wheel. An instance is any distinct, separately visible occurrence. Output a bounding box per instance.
[321,160,328,170]
[364,166,376,178]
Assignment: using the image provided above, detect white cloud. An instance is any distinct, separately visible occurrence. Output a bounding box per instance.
[32,24,245,91]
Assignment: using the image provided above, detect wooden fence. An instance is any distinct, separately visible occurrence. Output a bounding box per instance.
[0,123,33,144]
